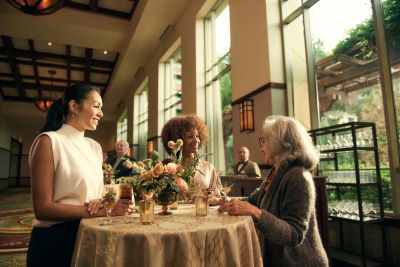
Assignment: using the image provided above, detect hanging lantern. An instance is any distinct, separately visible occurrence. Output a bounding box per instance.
[6,0,65,16]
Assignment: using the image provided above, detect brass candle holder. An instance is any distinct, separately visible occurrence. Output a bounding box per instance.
[195,195,208,216]
[139,199,154,224]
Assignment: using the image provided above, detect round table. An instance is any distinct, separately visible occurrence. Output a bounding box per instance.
[72,204,262,267]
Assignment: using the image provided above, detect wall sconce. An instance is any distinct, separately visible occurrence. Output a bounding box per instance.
[147,140,154,154]
[239,99,254,132]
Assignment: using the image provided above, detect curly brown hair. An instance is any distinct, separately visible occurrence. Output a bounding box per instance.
[161,114,208,155]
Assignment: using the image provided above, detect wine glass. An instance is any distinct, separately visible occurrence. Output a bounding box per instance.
[220,183,234,202]
[101,186,117,225]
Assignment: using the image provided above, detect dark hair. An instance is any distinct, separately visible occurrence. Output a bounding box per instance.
[40,83,101,133]
[161,114,208,155]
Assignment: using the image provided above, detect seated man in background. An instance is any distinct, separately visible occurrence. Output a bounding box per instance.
[234,146,261,177]
[107,140,136,179]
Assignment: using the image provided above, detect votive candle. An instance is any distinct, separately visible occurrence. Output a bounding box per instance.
[139,199,154,224]
[195,196,208,216]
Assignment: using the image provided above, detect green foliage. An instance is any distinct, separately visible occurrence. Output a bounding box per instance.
[333,0,400,59]
[219,54,232,111]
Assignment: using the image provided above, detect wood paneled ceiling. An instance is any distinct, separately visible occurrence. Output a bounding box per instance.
[0,35,119,103]
[64,0,138,20]
[0,0,138,105]
[0,0,191,127]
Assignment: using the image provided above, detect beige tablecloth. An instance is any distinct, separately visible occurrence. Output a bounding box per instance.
[72,204,262,267]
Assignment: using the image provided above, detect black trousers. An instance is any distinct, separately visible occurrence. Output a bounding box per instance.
[26,220,81,267]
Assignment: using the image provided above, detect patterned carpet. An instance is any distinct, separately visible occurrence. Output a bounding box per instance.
[0,188,33,267]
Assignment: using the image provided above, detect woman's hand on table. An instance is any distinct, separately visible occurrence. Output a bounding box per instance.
[85,199,102,215]
[111,199,133,216]
[217,199,262,220]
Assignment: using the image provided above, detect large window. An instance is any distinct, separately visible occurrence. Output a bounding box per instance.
[117,113,127,142]
[162,48,182,123]
[134,83,148,161]
[282,0,400,213]
[204,0,233,174]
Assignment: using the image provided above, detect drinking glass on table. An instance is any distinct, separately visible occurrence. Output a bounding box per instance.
[102,187,118,225]
[220,183,234,202]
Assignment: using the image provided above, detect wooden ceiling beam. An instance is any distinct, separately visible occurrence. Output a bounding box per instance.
[28,39,43,97]
[66,45,72,88]
[64,1,131,19]
[0,77,106,88]
[1,36,26,98]
[0,58,112,74]
[0,80,67,92]
[0,47,114,69]
[84,48,93,83]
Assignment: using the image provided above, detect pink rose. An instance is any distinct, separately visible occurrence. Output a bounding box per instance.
[175,177,188,191]
[151,163,164,178]
[137,161,146,167]
[142,171,153,179]
[165,163,178,175]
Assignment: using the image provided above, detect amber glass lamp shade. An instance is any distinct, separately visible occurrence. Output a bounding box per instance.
[35,99,54,112]
[6,0,65,15]
[239,99,254,132]
[147,140,154,154]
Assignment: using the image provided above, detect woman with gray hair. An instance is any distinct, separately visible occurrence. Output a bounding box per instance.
[218,115,328,267]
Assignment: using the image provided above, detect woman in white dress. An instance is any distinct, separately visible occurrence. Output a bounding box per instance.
[27,84,132,267]
[161,114,222,197]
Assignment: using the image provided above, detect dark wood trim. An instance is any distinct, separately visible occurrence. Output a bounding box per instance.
[1,36,26,98]
[129,0,139,21]
[84,48,93,82]
[10,138,22,187]
[0,58,111,74]
[28,39,42,97]
[231,82,286,106]
[66,45,72,88]
[0,73,106,87]
[0,147,10,152]
[0,80,68,92]
[64,1,132,20]
[385,216,400,227]
[0,47,114,69]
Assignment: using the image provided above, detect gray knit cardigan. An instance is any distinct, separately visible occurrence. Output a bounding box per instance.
[248,161,329,267]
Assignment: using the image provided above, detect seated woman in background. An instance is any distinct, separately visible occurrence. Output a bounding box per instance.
[27,84,132,267]
[161,114,223,198]
[218,115,328,267]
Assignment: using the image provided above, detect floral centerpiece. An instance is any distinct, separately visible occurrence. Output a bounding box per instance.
[102,163,114,184]
[119,139,200,203]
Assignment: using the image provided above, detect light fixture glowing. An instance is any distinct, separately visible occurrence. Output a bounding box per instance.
[35,69,56,112]
[6,0,65,15]
[103,50,108,55]
[239,99,254,132]
[48,41,52,46]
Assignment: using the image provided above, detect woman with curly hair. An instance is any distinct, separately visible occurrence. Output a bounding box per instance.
[161,114,222,197]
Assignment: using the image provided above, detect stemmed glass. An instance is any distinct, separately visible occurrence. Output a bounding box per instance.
[101,186,118,225]
[220,183,234,202]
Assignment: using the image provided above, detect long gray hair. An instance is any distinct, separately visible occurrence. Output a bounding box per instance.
[262,115,319,170]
